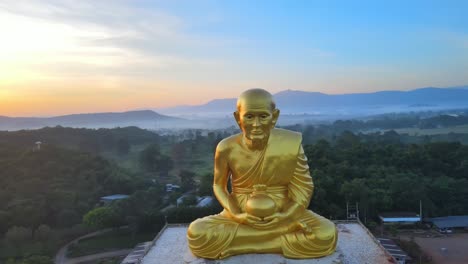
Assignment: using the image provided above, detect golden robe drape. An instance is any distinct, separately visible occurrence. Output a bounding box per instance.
[187,129,337,259]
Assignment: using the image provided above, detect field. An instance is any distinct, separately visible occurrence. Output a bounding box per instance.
[410,233,468,264]
[394,125,468,135]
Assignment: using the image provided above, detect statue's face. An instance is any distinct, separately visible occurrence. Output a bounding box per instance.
[235,99,279,143]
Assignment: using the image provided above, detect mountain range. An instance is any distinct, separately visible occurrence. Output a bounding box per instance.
[157,86,468,116]
[1,86,468,130]
[0,110,186,131]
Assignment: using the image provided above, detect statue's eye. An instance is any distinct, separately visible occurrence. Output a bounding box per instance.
[261,114,269,119]
[245,114,253,119]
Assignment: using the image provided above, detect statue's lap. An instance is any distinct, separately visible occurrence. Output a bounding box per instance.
[188,210,337,259]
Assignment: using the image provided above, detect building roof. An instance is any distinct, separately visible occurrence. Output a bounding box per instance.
[379,212,420,218]
[196,196,214,207]
[100,194,130,200]
[379,212,421,223]
[428,215,468,229]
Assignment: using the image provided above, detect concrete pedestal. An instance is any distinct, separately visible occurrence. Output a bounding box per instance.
[140,223,392,264]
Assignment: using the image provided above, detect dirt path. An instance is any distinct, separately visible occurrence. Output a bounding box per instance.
[66,249,132,264]
[54,228,125,264]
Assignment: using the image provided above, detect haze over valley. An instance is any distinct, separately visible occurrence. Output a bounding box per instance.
[1,86,468,131]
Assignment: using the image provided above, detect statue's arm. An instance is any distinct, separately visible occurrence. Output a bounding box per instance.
[290,144,314,204]
[212,140,261,225]
[212,141,241,215]
[263,144,312,224]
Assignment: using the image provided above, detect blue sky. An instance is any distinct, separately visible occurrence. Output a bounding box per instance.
[0,0,467,116]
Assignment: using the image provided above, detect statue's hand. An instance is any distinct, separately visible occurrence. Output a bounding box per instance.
[231,213,262,226]
[264,211,288,222]
[251,212,288,230]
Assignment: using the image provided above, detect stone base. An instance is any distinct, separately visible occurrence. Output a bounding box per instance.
[140,223,392,264]
[183,251,343,264]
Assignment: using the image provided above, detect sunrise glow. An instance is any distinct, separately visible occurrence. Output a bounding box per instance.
[0,1,467,117]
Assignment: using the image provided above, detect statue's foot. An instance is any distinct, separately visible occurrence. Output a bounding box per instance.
[219,247,245,259]
[285,221,315,238]
[285,221,305,233]
[218,250,231,259]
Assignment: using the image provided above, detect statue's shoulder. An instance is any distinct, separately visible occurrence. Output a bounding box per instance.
[271,128,302,142]
[216,133,241,153]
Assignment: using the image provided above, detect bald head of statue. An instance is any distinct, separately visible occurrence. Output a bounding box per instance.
[236,88,276,112]
[234,89,280,148]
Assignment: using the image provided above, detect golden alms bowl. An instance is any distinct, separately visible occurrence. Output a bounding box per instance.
[245,184,276,218]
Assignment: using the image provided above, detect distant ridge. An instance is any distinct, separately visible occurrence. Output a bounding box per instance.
[0,110,185,131]
[157,86,468,115]
[2,86,468,130]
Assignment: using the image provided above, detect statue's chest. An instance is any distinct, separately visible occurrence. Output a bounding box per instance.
[227,149,261,175]
[228,148,295,185]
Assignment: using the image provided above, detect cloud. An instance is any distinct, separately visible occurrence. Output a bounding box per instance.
[0,0,227,83]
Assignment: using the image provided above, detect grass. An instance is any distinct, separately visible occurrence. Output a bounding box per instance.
[67,229,157,258]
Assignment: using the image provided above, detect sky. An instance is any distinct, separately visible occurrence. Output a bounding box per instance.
[0,0,467,117]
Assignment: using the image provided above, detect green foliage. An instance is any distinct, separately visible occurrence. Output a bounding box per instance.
[0,126,160,153]
[198,173,214,196]
[4,227,31,246]
[139,144,173,177]
[0,144,139,232]
[304,134,468,220]
[181,195,198,206]
[179,170,196,192]
[67,228,158,258]
[366,221,377,230]
[80,187,165,234]
[116,138,130,156]
[135,212,165,233]
[166,205,222,224]
[3,255,53,264]
[33,225,52,241]
[83,207,121,229]
[0,211,10,235]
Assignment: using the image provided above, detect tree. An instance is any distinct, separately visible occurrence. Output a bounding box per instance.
[139,144,161,172]
[20,255,53,264]
[179,170,196,192]
[34,224,52,241]
[116,138,130,155]
[126,215,138,239]
[5,226,32,248]
[139,144,174,177]
[198,173,214,196]
[56,209,80,228]
[83,207,121,229]
[182,195,198,206]
[0,210,10,235]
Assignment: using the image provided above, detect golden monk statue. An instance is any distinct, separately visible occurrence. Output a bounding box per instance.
[187,89,337,259]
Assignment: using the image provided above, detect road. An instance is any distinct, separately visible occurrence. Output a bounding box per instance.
[54,228,130,264]
[65,249,132,264]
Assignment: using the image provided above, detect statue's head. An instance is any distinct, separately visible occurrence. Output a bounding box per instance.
[234,89,280,146]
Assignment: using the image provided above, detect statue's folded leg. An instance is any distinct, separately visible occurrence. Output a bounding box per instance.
[281,210,337,259]
[187,213,239,259]
[188,210,336,259]
[188,211,284,259]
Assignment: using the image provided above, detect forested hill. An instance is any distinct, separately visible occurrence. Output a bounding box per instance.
[305,137,468,220]
[0,144,141,234]
[0,110,185,131]
[0,126,160,154]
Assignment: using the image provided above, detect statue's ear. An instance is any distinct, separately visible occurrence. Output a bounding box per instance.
[272,109,280,126]
[233,111,241,128]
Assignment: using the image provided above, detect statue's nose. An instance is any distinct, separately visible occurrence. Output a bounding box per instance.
[253,117,261,127]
